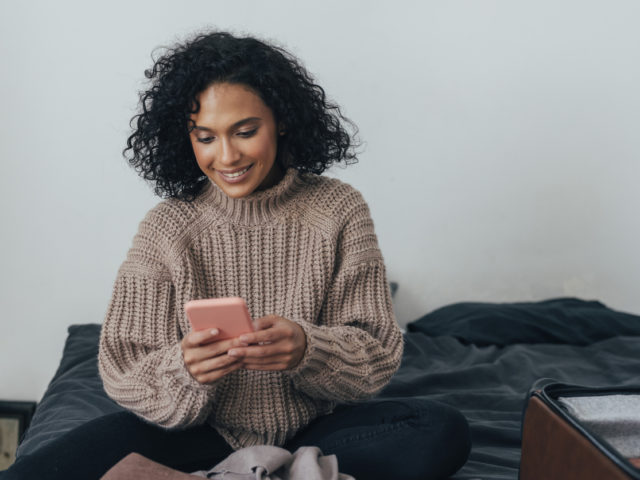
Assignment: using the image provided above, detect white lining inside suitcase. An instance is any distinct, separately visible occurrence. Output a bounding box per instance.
[558,394,640,458]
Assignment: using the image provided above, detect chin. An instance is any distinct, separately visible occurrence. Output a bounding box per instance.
[215,182,257,199]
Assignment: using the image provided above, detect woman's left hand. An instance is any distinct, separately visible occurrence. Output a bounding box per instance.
[227,315,307,371]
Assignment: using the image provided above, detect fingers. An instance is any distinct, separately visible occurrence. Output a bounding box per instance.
[182,330,247,359]
[237,316,291,346]
[229,320,296,359]
[228,317,306,370]
[228,342,288,359]
[183,341,245,384]
[181,329,250,384]
[182,315,306,376]
[231,347,301,370]
[181,328,220,348]
[183,328,249,349]
[239,352,298,371]
[188,355,243,384]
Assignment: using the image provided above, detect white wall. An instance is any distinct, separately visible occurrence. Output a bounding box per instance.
[1,0,639,402]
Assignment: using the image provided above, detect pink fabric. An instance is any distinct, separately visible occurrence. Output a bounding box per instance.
[100,453,197,480]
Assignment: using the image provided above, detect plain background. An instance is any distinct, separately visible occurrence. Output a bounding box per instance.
[1,0,639,401]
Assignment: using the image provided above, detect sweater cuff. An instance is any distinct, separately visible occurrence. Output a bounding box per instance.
[287,319,336,381]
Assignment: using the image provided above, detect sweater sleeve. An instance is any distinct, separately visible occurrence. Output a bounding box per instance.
[98,210,215,429]
[286,190,404,402]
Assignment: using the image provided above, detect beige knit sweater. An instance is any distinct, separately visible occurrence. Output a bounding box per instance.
[98,167,404,450]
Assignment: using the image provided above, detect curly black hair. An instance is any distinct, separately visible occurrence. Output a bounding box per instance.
[124,30,359,201]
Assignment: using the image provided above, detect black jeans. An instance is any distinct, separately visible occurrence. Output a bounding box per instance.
[1,397,470,480]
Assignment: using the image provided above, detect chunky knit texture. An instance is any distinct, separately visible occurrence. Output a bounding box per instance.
[98,167,404,450]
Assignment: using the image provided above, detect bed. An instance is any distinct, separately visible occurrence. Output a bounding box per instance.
[11,297,640,479]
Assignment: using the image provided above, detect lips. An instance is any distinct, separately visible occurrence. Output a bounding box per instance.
[219,165,252,176]
[217,164,254,183]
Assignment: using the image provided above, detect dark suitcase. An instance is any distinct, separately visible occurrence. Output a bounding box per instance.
[520,380,640,480]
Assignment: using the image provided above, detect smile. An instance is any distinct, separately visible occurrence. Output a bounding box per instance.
[219,165,252,178]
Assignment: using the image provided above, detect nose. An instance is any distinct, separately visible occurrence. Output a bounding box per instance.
[220,137,241,165]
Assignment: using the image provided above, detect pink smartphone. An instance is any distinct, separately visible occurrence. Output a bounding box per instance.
[184,297,254,340]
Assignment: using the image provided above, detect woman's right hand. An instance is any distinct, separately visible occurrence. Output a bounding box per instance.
[181,329,246,384]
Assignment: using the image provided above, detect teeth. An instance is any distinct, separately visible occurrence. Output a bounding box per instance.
[221,166,251,178]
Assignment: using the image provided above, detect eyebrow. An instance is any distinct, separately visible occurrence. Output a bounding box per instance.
[191,117,262,132]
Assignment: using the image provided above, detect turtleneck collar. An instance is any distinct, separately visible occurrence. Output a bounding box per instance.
[195,167,305,225]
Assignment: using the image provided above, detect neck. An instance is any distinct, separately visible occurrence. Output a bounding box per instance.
[195,167,305,225]
[256,163,285,192]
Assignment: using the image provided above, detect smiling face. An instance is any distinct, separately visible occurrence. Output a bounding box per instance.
[189,82,284,198]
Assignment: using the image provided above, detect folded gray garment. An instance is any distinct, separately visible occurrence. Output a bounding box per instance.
[191,445,355,480]
[558,394,640,457]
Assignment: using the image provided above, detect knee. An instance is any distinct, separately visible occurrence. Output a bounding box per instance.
[409,402,471,479]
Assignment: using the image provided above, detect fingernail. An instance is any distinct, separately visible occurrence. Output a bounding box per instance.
[228,349,238,356]
[239,335,249,343]
[211,329,219,335]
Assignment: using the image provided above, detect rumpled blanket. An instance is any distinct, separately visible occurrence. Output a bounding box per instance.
[191,445,355,480]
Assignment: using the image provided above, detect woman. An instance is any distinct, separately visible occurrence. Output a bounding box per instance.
[4,31,470,480]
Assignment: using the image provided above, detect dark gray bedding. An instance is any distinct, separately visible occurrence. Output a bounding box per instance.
[16,298,640,479]
[380,298,640,479]
[16,324,124,458]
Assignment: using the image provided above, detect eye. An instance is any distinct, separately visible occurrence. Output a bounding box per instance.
[196,136,215,144]
[237,128,257,138]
